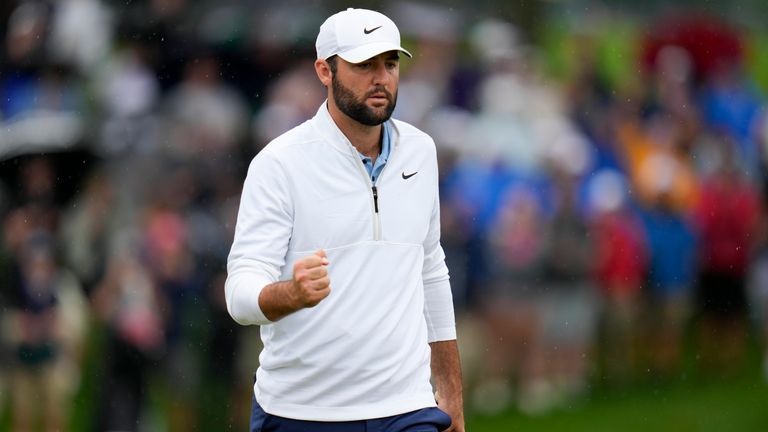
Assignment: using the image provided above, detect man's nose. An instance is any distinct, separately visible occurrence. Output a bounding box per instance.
[371,62,390,86]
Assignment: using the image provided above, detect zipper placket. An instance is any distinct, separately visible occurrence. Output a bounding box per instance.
[349,133,396,241]
[351,155,382,240]
[371,131,398,240]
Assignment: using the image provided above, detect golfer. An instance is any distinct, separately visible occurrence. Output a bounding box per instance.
[225,8,464,432]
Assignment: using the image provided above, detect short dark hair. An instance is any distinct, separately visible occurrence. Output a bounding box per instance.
[326,55,338,74]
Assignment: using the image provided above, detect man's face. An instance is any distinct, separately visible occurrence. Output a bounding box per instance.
[331,51,400,126]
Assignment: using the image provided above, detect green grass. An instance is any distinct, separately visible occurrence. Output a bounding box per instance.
[466,375,768,432]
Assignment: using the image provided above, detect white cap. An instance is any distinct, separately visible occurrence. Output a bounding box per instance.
[316,8,412,63]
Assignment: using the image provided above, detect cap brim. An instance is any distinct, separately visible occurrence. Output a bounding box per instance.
[336,42,413,64]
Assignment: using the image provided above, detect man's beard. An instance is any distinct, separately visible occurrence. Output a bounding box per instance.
[332,75,397,126]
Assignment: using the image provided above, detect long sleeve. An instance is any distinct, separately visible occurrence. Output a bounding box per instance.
[225,151,293,326]
[422,161,456,343]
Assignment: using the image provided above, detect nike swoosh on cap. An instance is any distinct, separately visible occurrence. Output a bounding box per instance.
[364,25,382,34]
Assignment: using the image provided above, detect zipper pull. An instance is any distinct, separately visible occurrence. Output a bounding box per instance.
[372,186,379,213]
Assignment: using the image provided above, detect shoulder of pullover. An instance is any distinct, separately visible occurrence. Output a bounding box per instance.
[259,120,323,158]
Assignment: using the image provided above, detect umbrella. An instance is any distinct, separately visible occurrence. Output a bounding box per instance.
[641,12,744,81]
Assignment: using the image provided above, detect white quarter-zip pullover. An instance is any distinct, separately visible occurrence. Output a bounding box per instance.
[225,103,456,421]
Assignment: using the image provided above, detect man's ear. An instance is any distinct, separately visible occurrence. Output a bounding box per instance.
[315,59,332,87]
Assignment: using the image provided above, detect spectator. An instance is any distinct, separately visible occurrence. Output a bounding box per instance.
[91,235,166,431]
[60,169,116,295]
[638,185,697,379]
[537,169,598,407]
[478,185,548,413]
[5,231,86,432]
[161,54,249,161]
[589,170,648,386]
[693,137,762,376]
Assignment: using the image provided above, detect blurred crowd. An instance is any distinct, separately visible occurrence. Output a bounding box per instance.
[2,0,768,430]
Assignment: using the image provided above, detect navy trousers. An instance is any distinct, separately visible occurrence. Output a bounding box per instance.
[250,397,452,432]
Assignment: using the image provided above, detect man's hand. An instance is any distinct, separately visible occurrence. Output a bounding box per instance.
[436,390,465,432]
[431,340,465,432]
[259,250,331,321]
[290,249,331,308]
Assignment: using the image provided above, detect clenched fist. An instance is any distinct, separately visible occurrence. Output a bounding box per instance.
[258,249,332,321]
[290,249,331,308]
